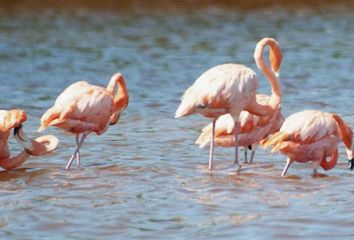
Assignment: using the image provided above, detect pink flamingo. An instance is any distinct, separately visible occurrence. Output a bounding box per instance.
[0,109,58,170]
[38,73,129,169]
[196,94,284,164]
[175,38,282,170]
[262,110,353,176]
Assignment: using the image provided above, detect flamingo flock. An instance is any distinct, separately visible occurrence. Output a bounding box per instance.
[1,37,353,177]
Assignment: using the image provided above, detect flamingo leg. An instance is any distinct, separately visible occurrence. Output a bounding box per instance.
[233,121,239,165]
[249,144,257,164]
[243,147,248,163]
[312,161,321,177]
[75,135,81,167]
[208,119,216,170]
[65,134,87,170]
[281,158,292,176]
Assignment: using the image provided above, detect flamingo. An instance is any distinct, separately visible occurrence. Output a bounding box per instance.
[175,37,282,170]
[0,109,58,170]
[261,110,353,176]
[38,73,129,169]
[196,94,284,164]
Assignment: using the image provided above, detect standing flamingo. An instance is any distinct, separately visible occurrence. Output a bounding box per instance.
[175,38,282,170]
[38,73,129,169]
[0,109,58,170]
[261,110,353,176]
[196,94,284,164]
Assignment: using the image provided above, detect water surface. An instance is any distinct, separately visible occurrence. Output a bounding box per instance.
[0,1,353,239]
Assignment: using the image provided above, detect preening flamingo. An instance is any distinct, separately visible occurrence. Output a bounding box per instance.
[175,38,282,170]
[0,109,58,170]
[261,110,353,176]
[38,73,129,169]
[196,94,284,164]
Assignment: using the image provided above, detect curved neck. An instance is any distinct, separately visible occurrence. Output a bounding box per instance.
[332,113,353,151]
[320,148,338,171]
[106,73,129,113]
[0,151,30,170]
[253,38,282,110]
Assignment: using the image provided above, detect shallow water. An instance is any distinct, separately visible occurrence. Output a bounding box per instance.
[0,1,354,239]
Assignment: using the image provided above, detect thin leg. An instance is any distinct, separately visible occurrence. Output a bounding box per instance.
[249,144,257,164]
[75,134,86,167]
[208,119,216,170]
[76,151,81,167]
[281,158,292,176]
[243,147,248,163]
[75,135,80,167]
[312,169,318,177]
[65,134,87,170]
[312,161,321,177]
[233,121,239,165]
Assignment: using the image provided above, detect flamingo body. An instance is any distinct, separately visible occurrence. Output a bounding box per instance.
[0,110,58,170]
[175,38,283,170]
[175,64,258,120]
[39,73,129,169]
[196,94,284,151]
[262,110,353,176]
[40,81,115,135]
[0,110,27,160]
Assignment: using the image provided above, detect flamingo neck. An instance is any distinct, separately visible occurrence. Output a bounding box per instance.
[253,38,282,110]
[0,151,30,170]
[106,73,129,113]
[320,148,338,171]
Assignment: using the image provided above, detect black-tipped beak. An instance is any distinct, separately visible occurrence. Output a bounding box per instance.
[348,158,354,171]
[13,124,22,138]
[13,124,34,152]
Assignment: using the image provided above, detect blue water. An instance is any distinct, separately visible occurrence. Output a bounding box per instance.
[0,1,353,239]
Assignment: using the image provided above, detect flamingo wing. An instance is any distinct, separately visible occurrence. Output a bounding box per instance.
[175,64,258,118]
[39,81,114,134]
[279,110,338,144]
[0,110,27,132]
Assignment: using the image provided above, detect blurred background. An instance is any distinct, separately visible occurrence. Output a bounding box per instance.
[0,0,353,239]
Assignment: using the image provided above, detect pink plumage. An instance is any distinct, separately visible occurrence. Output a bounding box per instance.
[175,38,283,170]
[196,94,284,163]
[39,73,129,169]
[262,110,353,176]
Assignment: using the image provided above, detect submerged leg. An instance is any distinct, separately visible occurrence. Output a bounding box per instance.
[65,134,87,170]
[312,161,321,177]
[243,147,248,164]
[281,158,292,176]
[249,144,257,164]
[75,135,81,167]
[208,119,216,170]
[233,121,239,165]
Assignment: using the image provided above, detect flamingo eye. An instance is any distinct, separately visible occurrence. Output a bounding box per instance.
[197,104,206,109]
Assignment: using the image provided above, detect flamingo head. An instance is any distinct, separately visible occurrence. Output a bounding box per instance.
[346,148,354,171]
[349,159,354,171]
[14,124,35,153]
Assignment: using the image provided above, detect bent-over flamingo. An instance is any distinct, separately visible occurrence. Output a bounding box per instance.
[0,109,58,170]
[38,73,129,169]
[261,110,353,176]
[196,94,284,164]
[175,38,282,170]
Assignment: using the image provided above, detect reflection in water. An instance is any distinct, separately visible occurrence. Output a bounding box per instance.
[0,1,353,239]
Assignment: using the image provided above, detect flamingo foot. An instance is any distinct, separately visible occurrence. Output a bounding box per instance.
[224,163,241,175]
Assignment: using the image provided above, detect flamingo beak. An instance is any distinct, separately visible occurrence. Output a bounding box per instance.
[349,158,354,171]
[14,124,34,152]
